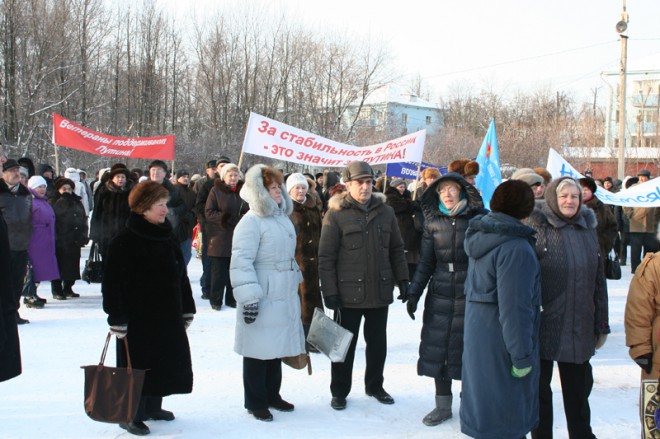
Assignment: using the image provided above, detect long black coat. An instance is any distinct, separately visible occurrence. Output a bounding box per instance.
[384,186,422,264]
[409,174,487,380]
[89,181,131,255]
[51,192,88,280]
[102,212,196,396]
[0,211,21,382]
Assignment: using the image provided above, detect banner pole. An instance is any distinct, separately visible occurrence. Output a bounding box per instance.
[412,162,423,200]
[53,143,60,176]
[237,151,245,170]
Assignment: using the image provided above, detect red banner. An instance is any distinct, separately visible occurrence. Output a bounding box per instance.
[52,113,175,160]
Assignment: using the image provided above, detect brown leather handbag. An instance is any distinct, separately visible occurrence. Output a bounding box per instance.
[81,333,146,424]
[282,351,312,375]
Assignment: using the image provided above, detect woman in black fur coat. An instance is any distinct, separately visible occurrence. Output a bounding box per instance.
[102,180,196,436]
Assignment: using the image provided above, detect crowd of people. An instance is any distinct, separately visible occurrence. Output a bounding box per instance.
[0,149,658,438]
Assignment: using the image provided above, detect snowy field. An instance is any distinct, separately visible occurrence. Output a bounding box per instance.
[0,246,642,438]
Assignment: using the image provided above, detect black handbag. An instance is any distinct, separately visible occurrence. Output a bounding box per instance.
[605,253,622,280]
[82,242,104,284]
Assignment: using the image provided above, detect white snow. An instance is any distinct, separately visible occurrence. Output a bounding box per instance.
[0,248,642,438]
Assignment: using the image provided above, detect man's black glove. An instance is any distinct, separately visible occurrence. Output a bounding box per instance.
[635,353,654,374]
[397,280,410,302]
[406,295,419,320]
[324,295,342,311]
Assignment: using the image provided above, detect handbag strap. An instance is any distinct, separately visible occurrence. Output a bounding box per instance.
[88,241,98,262]
[333,309,342,325]
[99,332,134,373]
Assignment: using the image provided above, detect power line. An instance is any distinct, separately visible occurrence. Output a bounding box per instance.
[422,40,618,80]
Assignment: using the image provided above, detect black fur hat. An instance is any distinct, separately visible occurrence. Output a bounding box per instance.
[578,177,597,195]
[490,180,535,220]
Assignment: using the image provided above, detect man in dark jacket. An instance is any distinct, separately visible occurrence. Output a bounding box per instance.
[0,159,33,324]
[175,169,196,266]
[148,160,194,264]
[318,161,409,411]
[194,156,231,299]
[38,163,58,201]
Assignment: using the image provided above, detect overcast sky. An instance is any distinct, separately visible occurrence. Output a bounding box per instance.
[158,0,660,103]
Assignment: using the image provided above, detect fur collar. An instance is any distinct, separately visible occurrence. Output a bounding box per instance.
[327,191,386,212]
[0,179,30,196]
[526,202,598,230]
[240,164,293,217]
[420,173,484,218]
[125,211,173,241]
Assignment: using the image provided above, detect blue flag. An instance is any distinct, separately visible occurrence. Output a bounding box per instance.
[474,119,502,209]
[385,161,447,180]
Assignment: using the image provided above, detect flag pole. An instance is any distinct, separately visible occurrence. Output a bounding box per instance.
[412,161,423,200]
[53,144,60,176]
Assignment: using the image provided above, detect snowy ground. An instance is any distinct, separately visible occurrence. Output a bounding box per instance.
[0,247,642,438]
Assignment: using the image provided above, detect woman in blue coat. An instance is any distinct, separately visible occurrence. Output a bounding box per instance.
[461,180,541,439]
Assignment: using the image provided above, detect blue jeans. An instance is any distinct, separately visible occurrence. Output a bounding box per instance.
[180,239,192,266]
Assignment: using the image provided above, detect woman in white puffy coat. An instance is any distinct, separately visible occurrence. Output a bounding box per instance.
[230,164,305,422]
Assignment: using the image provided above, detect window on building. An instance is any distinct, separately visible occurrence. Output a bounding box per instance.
[426,116,432,124]
[402,113,408,125]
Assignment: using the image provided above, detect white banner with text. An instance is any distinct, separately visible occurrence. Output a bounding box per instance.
[241,112,426,167]
[546,148,660,207]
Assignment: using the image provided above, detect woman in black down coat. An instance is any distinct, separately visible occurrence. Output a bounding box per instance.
[102,181,196,436]
[406,173,486,426]
[50,178,88,298]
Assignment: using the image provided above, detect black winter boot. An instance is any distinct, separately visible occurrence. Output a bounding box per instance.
[63,280,80,298]
[51,280,66,300]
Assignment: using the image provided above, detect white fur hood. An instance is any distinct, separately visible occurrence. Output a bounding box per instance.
[239,164,293,217]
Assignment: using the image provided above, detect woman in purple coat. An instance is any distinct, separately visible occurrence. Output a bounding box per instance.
[26,176,59,298]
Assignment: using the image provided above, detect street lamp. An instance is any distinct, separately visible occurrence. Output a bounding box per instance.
[616,1,629,179]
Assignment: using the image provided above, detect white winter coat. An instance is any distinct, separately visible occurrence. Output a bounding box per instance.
[230,165,305,360]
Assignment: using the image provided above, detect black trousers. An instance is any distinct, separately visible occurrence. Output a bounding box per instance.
[243,357,283,411]
[619,231,629,264]
[199,227,211,294]
[210,256,234,307]
[630,232,660,273]
[532,359,596,439]
[131,395,164,422]
[9,250,28,312]
[331,306,388,398]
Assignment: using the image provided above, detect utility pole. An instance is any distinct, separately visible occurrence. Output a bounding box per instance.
[616,1,629,179]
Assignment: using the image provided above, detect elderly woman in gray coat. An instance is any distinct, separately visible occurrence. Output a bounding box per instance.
[230,164,305,423]
[526,176,610,439]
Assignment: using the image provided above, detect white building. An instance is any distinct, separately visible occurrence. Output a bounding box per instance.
[341,83,444,142]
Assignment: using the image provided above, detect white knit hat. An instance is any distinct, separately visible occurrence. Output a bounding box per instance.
[510,168,544,187]
[286,173,309,194]
[27,175,47,189]
[220,163,242,181]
